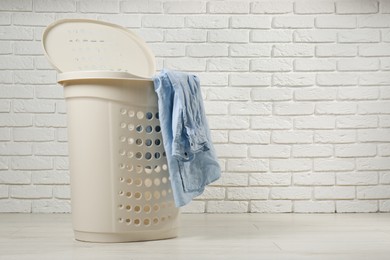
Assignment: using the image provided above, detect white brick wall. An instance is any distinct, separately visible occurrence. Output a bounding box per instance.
[0,0,389,213]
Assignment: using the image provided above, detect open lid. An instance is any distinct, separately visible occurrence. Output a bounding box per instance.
[42,19,156,79]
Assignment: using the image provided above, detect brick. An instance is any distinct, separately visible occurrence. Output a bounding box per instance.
[0,158,8,170]
[315,186,357,199]
[0,114,33,127]
[207,201,248,213]
[187,44,228,57]
[12,13,55,26]
[165,29,206,42]
[79,0,119,13]
[294,29,337,43]
[14,71,56,85]
[208,116,249,130]
[381,86,390,99]
[208,58,249,72]
[12,157,53,170]
[381,58,390,70]
[14,100,55,113]
[150,43,185,57]
[13,127,55,142]
[34,114,67,128]
[272,16,314,29]
[336,200,378,213]
[313,158,355,171]
[316,16,356,28]
[316,72,358,86]
[274,102,314,115]
[272,130,313,144]
[380,172,390,184]
[251,88,292,101]
[0,13,11,25]
[135,28,163,42]
[229,102,272,115]
[314,130,356,143]
[34,0,76,12]
[358,15,390,27]
[164,58,206,71]
[164,1,205,14]
[251,30,292,43]
[230,44,271,57]
[358,129,390,142]
[359,44,390,56]
[231,16,271,29]
[227,187,268,200]
[294,116,335,129]
[0,143,32,156]
[0,27,33,40]
[227,158,268,172]
[210,130,228,143]
[249,145,290,158]
[382,1,390,13]
[337,172,378,185]
[32,199,71,213]
[295,201,335,213]
[185,16,228,29]
[338,30,380,43]
[32,171,69,185]
[380,116,390,127]
[251,200,292,213]
[14,42,43,56]
[270,187,311,199]
[0,199,31,213]
[229,130,270,144]
[214,144,247,158]
[360,72,390,86]
[383,30,390,42]
[357,158,390,170]
[336,115,378,128]
[357,185,390,199]
[0,42,12,54]
[250,172,291,186]
[336,0,379,14]
[338,87,379,100]
[380,200,390,212]
[204,101,228,115]
[0,128,11,141]
[294,59,336,71]
[292,144,333,157]
[294,87,337,101]
[55,157,69,170]
[209,30,249,43]
[294,172,335,185]
[335,144,376,157]
[230,73,271,86]
[97,15,141,28]
[316,44,357,57]
[338,58,379,71]
[273,73,315,87]
[0,56,33,70]
[121,0,162,13]
[53,186,70,199]
[270,159,311,172]
[273,44,314,57]
[0,0,32,11]
[213,172,248,186]
[142,15,184,28]
[208,1,249,14]
[10,185,52,199]
[34,143,68,156]
[0,100,10,112]
[251,59,292,72]
[208,88,250,101]
[252,116,292,130]
[197,72,228,86]
[180,201,205,213]
[251,1,293,14]
[358,101,390,114]
[294,0,334,14]
[378,143,390,156]
[315,102,357,115]
[0,185,8,198]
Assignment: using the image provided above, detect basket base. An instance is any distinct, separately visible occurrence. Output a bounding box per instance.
[74,228,178,243]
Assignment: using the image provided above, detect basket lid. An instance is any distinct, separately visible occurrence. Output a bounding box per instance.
[42,19,156,78]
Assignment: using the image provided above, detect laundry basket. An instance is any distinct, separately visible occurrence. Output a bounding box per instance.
[43,19,179,242]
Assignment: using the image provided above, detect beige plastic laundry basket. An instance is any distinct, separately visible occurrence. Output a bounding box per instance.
[43,19,179,242]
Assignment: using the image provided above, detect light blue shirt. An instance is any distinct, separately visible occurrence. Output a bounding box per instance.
[153,69,221,207]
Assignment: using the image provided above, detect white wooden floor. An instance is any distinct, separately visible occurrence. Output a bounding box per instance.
[0,213,389,260]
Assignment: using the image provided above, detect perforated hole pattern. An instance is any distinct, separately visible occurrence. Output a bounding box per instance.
[115,105,176,230]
